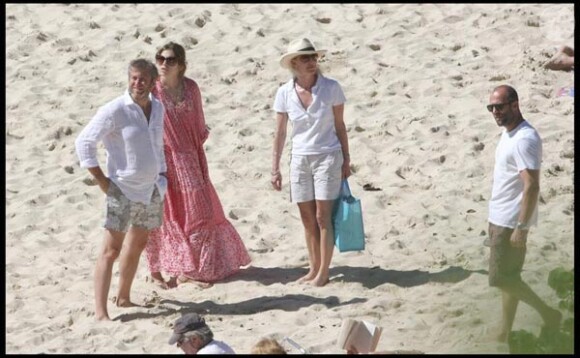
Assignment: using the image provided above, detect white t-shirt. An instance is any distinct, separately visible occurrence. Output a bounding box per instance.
[273,74,346,155]
[197,340,236,354]
[488,120,542,229]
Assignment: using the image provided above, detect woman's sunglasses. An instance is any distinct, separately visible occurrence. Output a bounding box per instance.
[155,55,178,66]
[296,54,318,63]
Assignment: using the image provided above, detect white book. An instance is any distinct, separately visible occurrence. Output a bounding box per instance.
[336,319,383,354]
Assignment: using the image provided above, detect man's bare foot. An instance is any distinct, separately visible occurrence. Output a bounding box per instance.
[297,271,317,283]
[496,331,509,343]
[177,275,213,288]
[310,276,330,287]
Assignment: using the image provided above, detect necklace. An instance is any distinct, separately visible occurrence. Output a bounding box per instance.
[163,80,184,103]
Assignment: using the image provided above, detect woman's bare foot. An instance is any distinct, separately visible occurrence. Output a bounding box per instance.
[177,275,213,288]
[297,271,317,283]
[95,314,111,321]
[115,297,140,308]
[149,272,171,290]
[310,275,330,287]
[166,276,178,289]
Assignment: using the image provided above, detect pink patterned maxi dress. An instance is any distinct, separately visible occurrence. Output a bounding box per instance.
[146,78,251,282]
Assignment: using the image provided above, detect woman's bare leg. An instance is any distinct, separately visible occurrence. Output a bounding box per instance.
[297,200,320,282]
[310,199,335,287]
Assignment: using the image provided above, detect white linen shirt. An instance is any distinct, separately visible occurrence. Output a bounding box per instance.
[273,74,346,155]
[488,120,542,229]
[75,90,167,204]
[197,340,236,354]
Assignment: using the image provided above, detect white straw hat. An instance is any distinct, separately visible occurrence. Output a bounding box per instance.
[279,38,326,69]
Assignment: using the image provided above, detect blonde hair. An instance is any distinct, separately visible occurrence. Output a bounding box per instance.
[251,338,287,354]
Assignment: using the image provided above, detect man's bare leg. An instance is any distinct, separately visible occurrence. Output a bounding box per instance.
[497,291,519,342]
[297,201,321,283]
[116,225,149,307]
[311,199,334,287]
[95,229,125,321]
[497,279,562,341]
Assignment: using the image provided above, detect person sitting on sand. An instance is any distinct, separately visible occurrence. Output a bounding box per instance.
[544,45,574,72]
[251,338,287,354]
[169,313,236,354]
[346,345,424,354]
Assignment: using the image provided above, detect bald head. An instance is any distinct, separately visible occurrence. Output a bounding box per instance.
[488,84,523,130]
[492,85,519,103]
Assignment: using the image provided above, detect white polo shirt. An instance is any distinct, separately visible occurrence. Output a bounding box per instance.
[75,90,167,204]
[273,74,346,155]
[488,120,542,229]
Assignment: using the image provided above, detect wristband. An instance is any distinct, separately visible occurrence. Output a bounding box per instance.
[516,222,529,230]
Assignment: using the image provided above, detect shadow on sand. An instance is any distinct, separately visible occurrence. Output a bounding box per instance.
[227,264,488,289]
[331,265,488,289]
[113,265,485,322]
[114,294,366,322]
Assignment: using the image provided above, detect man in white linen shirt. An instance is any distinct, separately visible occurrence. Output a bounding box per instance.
[75,58,167,321]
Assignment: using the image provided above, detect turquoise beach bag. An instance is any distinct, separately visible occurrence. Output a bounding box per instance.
[332,179,365,252]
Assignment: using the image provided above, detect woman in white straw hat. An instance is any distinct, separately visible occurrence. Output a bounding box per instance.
[271,37,351,287]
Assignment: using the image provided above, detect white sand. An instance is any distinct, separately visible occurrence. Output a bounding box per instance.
[6,3,574,354]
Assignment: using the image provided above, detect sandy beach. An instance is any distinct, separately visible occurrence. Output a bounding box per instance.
[5,3,574,354]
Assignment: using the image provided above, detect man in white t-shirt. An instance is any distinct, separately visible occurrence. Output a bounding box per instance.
[169,313,236,354]
[486,85,562,343]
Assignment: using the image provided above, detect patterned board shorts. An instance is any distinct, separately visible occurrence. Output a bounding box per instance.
[104,181,163,232]
[487,222,526,287]
[289,150,343,203]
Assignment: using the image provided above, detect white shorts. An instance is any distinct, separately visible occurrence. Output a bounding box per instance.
[289,150,343,203]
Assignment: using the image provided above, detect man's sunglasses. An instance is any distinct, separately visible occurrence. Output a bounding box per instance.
[486,101,513,112]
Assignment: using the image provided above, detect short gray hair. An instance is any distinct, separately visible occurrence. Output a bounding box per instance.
[128,58,158,80]
[185,326,214,347]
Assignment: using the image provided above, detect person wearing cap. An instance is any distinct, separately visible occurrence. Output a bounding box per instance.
[271,38,351,287]
[169,313,236,354]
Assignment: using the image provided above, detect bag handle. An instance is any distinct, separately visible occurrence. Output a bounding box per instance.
[341,179,352,198]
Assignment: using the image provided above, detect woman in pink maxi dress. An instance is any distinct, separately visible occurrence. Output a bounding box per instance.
[146,42,251,288]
